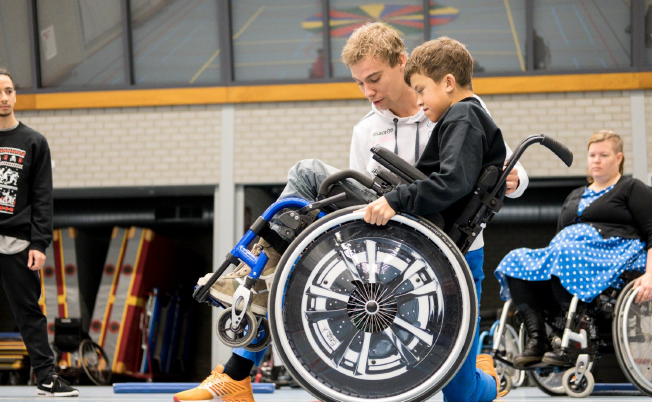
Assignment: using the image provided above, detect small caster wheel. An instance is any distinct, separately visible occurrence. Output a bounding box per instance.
[244,317,271,352]
[562,368,594,398]
[216,307,258,348]
[499,371,513,395]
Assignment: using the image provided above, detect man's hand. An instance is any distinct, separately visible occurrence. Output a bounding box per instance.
[28,249,46,271]
[633,271,652,304]
[504,166,519,195]
[359,196,396,226]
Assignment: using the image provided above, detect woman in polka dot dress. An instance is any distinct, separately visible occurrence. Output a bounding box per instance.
[494,130,652,368]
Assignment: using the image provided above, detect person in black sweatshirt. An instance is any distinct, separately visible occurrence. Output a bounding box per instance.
[0,69,78,397]
[359,37,507,402]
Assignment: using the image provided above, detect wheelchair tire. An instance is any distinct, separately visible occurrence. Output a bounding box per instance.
[613,281,652,396]
[269,207,477,402]
[216,308,258,348]
[493,323,525,388]
[562,368,594,398]
[244,317,271,353]
[79,339,112,386]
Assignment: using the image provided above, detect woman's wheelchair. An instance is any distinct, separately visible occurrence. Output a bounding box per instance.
[490,272,652,398]
[193,134,573,402]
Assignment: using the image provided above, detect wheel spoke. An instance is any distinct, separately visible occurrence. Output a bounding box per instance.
[393,317,433,346]
[366,240,377,283]
[330,326,360,367]
[394,281,439,305]
[385,259,426,294]
[334,232,365,283]
[305,308,348,323]
[308,285,349,303]
[354,332,372,375]
[383,327,419,366]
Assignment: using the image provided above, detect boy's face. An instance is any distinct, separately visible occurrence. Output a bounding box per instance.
[350,55,406,111]
[0,75,16,118]
[410,73,452,123]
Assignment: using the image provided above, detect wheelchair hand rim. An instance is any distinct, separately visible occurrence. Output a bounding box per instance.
[271,211,476,402]
[620,286,652,390]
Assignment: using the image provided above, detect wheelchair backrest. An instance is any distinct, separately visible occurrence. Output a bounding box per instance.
[371,146,504,254]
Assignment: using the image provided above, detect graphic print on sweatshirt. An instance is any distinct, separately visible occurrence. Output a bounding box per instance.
[0,147,25,215]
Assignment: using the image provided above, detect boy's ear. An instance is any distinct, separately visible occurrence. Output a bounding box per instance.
[445,74,456,92]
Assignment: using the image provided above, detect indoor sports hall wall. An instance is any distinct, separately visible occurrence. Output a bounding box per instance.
[15,89,650,189]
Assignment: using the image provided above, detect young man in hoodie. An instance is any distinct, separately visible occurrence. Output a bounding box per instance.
[175,23,527,402]
[0,69,79,397]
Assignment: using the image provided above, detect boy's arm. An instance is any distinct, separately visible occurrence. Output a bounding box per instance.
[504,141,529,198]
[384,121,484,216]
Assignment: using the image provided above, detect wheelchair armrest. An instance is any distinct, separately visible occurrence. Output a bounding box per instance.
[371,146,428,184]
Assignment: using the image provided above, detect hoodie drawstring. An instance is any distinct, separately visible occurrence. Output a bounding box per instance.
[393,118,398,154]
[414,122,420,164]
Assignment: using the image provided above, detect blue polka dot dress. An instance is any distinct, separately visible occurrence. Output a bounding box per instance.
[495,185,648,303]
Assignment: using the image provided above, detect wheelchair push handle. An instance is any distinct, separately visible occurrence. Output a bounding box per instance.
[540,135,574,167]
[318,169,374,197]
[498,134,573,197]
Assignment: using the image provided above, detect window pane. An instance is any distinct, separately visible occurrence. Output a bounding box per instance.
[131,0,221,85]
[645,0,652,65]
[232,0,323,81]
[37,0,127,88]
[0,1,32,89]
[331,1,424,78]
[431,0,526,74]
[533,0,631,71]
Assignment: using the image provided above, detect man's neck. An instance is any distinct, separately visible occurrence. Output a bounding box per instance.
[0,115,18,130]
[388,87,420,118]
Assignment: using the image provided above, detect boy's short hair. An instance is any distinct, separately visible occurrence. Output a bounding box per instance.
[341,22,407,68]
[404,37,473,90]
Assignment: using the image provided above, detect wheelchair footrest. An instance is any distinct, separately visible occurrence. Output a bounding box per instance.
[113,382,275,394]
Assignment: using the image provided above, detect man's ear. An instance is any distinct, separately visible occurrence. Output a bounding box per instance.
[397,53,407,70]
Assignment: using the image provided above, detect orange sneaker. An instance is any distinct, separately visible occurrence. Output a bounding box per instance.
[173,365,254,402]
[476,354,509,399]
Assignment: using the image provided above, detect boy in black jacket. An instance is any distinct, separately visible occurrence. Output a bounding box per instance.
[0,69,78,397]
[360,38,507,402]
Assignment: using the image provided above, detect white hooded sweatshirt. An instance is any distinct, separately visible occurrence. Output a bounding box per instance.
[349,95,528,251]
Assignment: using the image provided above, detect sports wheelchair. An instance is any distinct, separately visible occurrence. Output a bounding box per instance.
[490,273,652,398]
[194,134,573,402]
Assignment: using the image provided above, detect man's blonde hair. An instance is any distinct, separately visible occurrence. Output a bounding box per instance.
[404,37,473,90]
[587,130,624,183]
[341,22,407,67]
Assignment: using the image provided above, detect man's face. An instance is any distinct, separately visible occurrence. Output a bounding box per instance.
[350,55,406,111]
[0,75,16,118]
[410,73,451,123]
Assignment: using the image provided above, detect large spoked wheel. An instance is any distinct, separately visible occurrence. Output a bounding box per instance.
[493,323,526,389]
[269,207,477,402]
[613,281,652,396]
[79,338,112,386]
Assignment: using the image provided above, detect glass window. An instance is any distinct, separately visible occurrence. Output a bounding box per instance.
[645,0,652,65]
[331,0,425,78]
[232,0,323,81]
[131,0,221,86]
[37,0,127,88]
[0,1,33,89]
[533,0,631,71]
[431,0,526,74]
